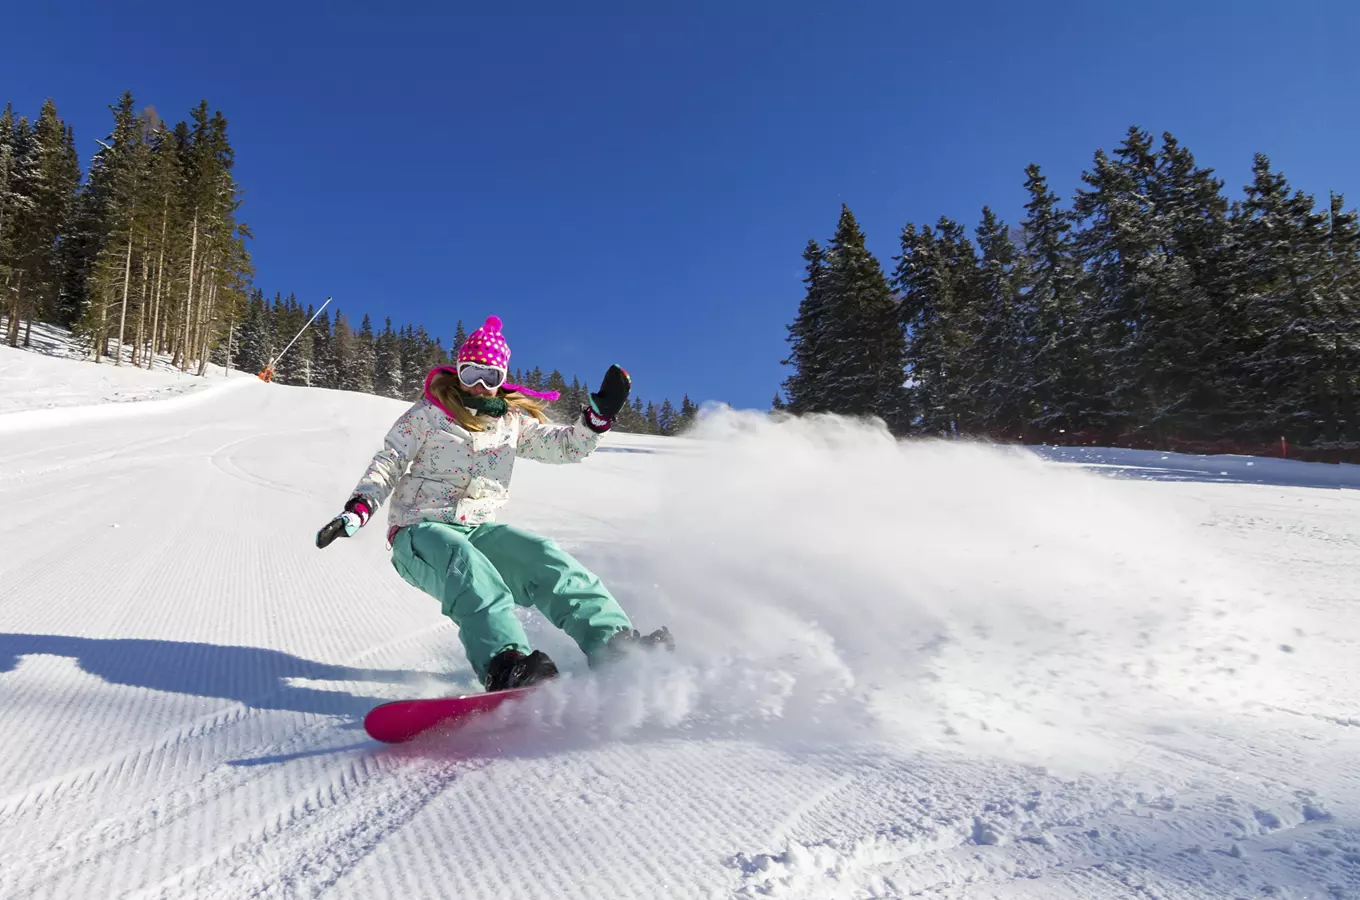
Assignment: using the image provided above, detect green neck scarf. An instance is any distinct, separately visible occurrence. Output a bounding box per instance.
[461,391,508,418]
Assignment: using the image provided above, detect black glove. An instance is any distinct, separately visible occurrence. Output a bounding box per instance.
[316,496,372,549]
[584,365,631,434]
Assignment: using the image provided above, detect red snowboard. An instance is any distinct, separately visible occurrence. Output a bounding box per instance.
[364,686,537,744]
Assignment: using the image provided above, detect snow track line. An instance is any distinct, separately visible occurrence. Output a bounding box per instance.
[126,753,493,900]
[0,713,345,898]
[208,427,334,499]
[764,773,855,849]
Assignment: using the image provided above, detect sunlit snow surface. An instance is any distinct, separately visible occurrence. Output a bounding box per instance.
[1,346,1358,899]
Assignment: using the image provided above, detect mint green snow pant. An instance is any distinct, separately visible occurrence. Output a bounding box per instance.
[390,521,632,679]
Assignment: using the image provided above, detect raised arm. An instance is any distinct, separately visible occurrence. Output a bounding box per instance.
[517,413,602,464]
[516,365,631,465]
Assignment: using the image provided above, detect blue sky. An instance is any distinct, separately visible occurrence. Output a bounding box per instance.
[4,0,1358,410]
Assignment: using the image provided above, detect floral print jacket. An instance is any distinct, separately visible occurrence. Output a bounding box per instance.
[350,398,600,535]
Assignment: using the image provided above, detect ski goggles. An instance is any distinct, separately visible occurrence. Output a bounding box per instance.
[457,362,507,390]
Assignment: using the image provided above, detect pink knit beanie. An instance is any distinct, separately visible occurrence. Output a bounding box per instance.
[457,316,511,370]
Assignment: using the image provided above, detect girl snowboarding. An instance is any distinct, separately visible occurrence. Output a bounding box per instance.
[316,315,672,691]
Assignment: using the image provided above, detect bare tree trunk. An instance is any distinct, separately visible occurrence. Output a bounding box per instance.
[191,255,211,372]
[6,271,20,347]
[196,272,217,377]
[179,209,199,372]
[133,248,150,366]
[115,227,135,365]
[93,278,108,363]
[192,267,207,372]
[224,300,234,376]
[147,194,169,369]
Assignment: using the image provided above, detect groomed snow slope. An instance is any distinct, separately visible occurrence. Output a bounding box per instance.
[1,376,1358,899]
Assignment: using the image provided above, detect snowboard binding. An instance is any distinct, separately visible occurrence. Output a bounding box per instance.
[589,626,675,668]
[483,648,560,692]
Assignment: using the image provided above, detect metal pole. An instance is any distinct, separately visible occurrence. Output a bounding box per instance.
[261,296,332,381]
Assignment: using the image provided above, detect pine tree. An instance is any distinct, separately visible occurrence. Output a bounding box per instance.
[1142,132,1235,438]
[397,325,417,398]
[781,240,832,413]
[970,207,1029,434]
[564,375,585,415]
[330,310,355,391]
[6,99,79,348]
[235,288,270,373]
[822,205,903,424]
[158,101,252,375]
[679,395,699,432]
[452,319,467,351]
[1073,126,1180,434]
[343,313,376,393]
[311,309,336,389]
[544,370,568,418]
[659,398,679,434]
[897,217,988,435]
[399,325,434,398]
[77,92,150,362]
[934,217,986,432]
[374,317,403,398]
[1229,154,1333,442]
[611,397,646,433]
[0,104,30,315]
[645,401,661,435]
[275,295,313,385]
[1021,162,1092,435]
[426,335,450,372]
[1322,193,1360,442]
[134,118,184,368]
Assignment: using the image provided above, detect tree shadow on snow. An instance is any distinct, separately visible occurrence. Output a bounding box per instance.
[0,632,468,718]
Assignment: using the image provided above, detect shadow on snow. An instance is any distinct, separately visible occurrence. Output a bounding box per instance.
[0,632,467,719]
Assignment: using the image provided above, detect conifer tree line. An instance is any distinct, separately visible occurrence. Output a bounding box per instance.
[2,93,696,436]
[1,93,250,372]
[780,126,1360,452]
[232,293,699,436]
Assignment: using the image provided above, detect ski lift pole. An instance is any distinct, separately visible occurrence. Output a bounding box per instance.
[259,296,332,382]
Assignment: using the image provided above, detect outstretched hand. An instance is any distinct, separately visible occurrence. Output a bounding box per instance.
[584,365,631,433]
[316,514,358,549]
[316,497,372,549]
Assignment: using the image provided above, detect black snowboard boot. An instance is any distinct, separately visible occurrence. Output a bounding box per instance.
[589,626,676,669]
[483,648,559,692]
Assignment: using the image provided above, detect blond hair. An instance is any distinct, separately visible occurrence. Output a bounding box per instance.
[426,369,549,432]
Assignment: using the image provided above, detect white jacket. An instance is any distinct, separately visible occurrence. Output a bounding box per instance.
[350,398,601,535]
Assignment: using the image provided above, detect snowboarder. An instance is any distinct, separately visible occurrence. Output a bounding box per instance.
[316,315,672,692]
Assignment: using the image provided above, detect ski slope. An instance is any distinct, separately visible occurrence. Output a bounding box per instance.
[1,364,1359,899]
